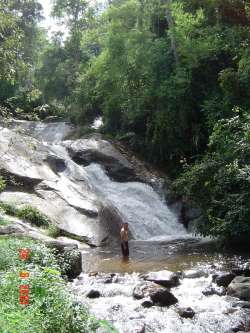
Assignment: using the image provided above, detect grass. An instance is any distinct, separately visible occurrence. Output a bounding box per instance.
[0,237,116,333]
[0,202,18,216]
[0,217,10,226]
[17,206,49,227]
[0,176,6,192]
[0,202,49,227]
[45,224,61,238]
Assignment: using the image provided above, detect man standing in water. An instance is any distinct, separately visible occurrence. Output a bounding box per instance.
[120,223,129,257]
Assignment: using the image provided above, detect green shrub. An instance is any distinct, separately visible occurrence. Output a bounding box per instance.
[173,112,250,241]
[46,224,61,238]
[0,202,18,216]
[0,238,101,333]
[0,177,6,192]
[17,206,50,227]
[0,217,10,225]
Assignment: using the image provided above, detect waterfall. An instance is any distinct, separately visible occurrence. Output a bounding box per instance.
[84,163,187,241]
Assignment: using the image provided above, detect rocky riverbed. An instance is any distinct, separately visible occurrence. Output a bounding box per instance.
[71,260,250,333]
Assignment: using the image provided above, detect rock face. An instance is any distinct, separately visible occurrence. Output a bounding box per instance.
[227,276,250,301]
[141,270,180,288]
[0,119,188,245]
[0,122,132,246]
[63,136,137,182]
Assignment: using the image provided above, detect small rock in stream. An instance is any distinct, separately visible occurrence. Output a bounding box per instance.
[141,270,180,288]
[184,269,206,279]
[141,298,154,308]
[150,288,178,306]
[86,290,101,298]
[177,307,195,319]
[202,285,226,296]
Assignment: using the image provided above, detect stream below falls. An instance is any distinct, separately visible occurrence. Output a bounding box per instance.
[71,239,250,333]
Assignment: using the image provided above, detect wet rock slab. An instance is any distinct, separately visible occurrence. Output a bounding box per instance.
[140,270,180,288]
[227,276,250,301]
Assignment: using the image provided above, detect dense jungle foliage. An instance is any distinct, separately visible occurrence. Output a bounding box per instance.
[0,0,249,241]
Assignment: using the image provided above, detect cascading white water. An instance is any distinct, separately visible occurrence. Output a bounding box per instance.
[2,118,188,242]
[84,163,187,241]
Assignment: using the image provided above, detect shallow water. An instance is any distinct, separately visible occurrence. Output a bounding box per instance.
[72,252,250,333]
[81,239,249,274]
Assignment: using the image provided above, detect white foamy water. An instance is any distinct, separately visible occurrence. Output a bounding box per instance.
[85,163,187,240]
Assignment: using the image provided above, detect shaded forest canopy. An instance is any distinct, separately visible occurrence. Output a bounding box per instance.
[0,0,249,242]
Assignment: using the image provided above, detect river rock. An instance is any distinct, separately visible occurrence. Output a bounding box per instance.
[227,276,250,301]
[177,307,195,319]
[184,269,206,279]
[150,288,178,306]
[141,270,180,288]
[133,281,178,306]
[63,137,137,182]
[86,290,101,298]
[214,273,236,287]
[141,298,154,308]
[133,282,152,300]
[232,301,250,309]
[202,285,226,296]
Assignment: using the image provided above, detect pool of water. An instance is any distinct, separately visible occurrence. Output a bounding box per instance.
[81,238,249,274]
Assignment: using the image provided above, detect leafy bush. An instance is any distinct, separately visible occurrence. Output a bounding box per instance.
[17,206,50,227]
[46,224,61,238]
[0,237,101,333]
[0,202,18,216]
[0,217,10,225]
[173,112,250,242]
[0,177,6,192]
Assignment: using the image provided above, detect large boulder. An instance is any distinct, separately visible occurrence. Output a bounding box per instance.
[227,276,250,301]
[0,191,106,247]
[141,270,180,288]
